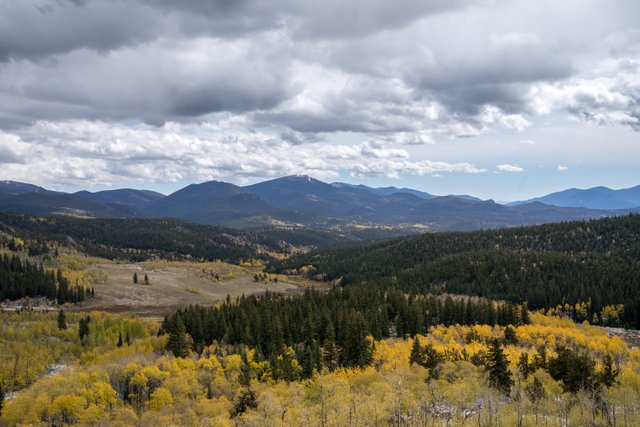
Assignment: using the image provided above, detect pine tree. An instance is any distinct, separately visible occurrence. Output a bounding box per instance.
[166,315,189,358]
[504,325,518,345]
[133,272,138,284]
[517,352,532,379]
[409,336,425,366]
[321,328,340,372]
[125,331,131,346]
[423,343,443,377]
[144,273,149,285]
[78,316,91,342]
[598,354,619,388]
[231,388,258,418]
[57,309,67,330]
[485,339,514,395]
[117,331,123,347]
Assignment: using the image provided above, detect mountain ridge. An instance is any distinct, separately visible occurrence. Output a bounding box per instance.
[0,177,636,231]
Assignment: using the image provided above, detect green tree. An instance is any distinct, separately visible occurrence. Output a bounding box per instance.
[504,325,518,345]
[166,315,189,358]
[517,352,533,379]
[548,346,595,393]
[409,336,425,366]
[57,309,67,330]
[485,339,514,395]
[132,272,138,284]
[144,274,149,285]
[321,326,340,372]
[117,331,123,347]
[231,388,258,418]
[78,316,91,342]
[597,354,619,388]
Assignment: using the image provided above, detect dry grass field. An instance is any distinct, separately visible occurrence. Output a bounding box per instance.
[74,260,311,318]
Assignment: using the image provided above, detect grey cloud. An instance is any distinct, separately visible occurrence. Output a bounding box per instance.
[0,0,638,141]
[0,1,160,61]
[0,37,294,125]
[289,0,474,39]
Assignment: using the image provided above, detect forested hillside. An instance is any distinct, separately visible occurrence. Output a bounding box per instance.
[0,212,358,264]
[268,215,640,327]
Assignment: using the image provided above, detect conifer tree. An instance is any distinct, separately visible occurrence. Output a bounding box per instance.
[321,326,339,372]
[117,331,123,347]
[125,331,131,346]
[231,388,257,418]
[504,325,518,345]
[485,339,514,395]
[166,315,189,358]
[144,274,149,285]
[132,272,138,284]
[517,352,532,379]
[409,336,425,366]
[598,354,619,387]
[57,309,67,330]
[78,316,91,342]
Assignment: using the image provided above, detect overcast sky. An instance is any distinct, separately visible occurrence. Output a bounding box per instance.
[0,0,639,201]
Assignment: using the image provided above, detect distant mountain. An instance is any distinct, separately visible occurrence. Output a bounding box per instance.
[0,180,50,200]
[75,188,165,207]
[0,192,151,218]
[330,182,436,200]
[0,176,630,231]
[510,185,640,210]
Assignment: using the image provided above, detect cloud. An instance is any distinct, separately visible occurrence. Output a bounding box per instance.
[0,0,638,190]
[496,164,524,173]
[0,120,486,188]
[557,165,568,171]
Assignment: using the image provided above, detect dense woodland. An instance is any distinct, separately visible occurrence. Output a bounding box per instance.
[160,287,529,379]
[2,311,639,426]
[0,254,90,303]
[268,215,640,327]
[0,212,360,264]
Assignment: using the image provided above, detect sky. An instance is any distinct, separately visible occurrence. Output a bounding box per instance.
[0,0,639,201]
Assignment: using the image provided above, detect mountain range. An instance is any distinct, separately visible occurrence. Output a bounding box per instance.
[0,177,638,231]
[508,185,640,210]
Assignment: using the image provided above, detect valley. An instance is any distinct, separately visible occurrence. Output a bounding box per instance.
[1,211,640,425]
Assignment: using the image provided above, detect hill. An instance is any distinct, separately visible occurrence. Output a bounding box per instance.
[510,185,640,210]
[268,214,640,327]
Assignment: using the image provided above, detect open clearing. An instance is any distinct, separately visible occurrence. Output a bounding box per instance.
[74,261,310,318]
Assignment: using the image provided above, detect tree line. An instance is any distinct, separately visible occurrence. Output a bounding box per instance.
[160,286,529,381]
[0,254,91,303]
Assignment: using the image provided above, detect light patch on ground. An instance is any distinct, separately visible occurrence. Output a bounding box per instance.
[76,261,309,317]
